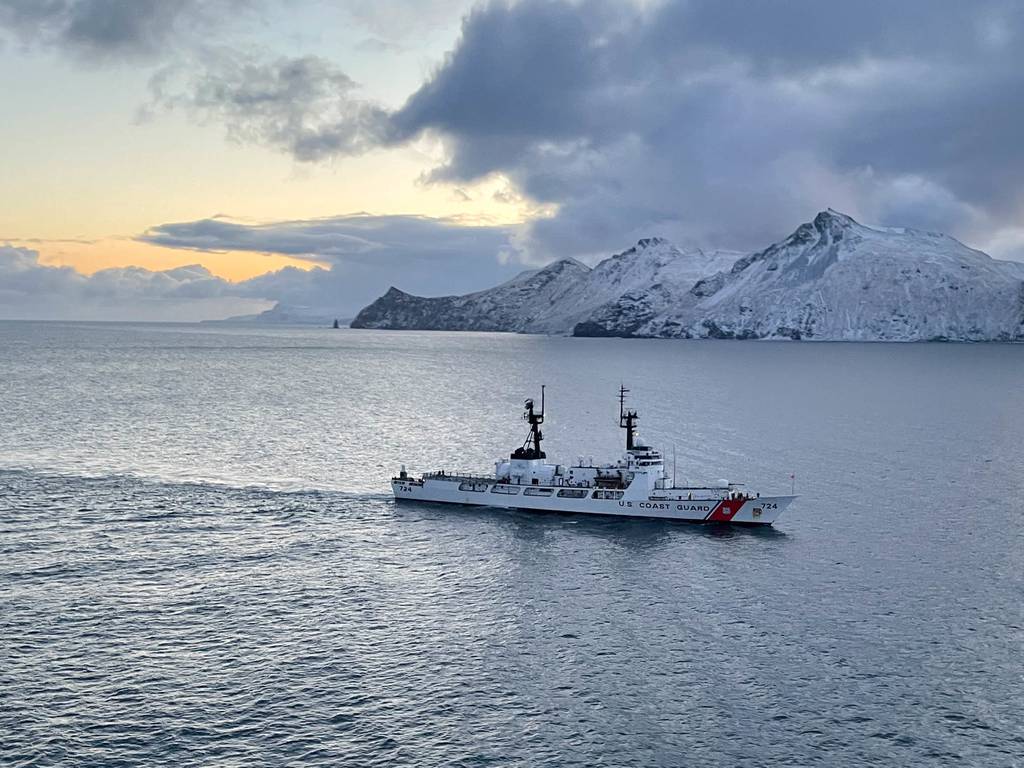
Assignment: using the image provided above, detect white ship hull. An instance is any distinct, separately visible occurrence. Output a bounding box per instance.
[393,476,794,525]
[391,386,797,526]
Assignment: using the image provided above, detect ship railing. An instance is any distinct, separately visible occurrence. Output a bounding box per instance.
[659,485,760,501]
[423,470,497,484]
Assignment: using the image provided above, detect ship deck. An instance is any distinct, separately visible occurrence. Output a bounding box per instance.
[398,471,749,501]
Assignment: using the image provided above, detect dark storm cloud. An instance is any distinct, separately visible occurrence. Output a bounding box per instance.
[379,0,1024,256]
[0,0,251,60]
[644,0,1021,70]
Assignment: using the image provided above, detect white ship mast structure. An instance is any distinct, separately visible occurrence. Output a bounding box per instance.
[393,386,795,525]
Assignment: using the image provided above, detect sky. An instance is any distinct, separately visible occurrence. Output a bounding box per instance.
[2,0,1024,321]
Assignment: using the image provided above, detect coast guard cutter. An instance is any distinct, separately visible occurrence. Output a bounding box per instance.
[393,387,795,525]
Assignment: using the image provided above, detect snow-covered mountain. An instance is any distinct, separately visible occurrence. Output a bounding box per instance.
[580,210,1024,341]
[351,238,740,333]
[563,238,741,328]
[352,210,1024,341]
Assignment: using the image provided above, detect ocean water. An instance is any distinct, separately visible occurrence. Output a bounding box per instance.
[1,320,1022,767]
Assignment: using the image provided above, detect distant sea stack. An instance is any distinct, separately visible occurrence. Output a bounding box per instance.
[352,210,1024,342]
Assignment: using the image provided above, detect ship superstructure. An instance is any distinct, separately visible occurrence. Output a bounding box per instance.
[392,387,795,525]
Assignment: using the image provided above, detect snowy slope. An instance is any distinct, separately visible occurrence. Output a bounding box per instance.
[535,237,741,332]
[572,239,740,337]
[351,238,736,333]
[612,210,1024,341]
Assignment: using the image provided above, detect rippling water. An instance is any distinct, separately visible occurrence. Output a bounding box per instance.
[2,321,1023,766]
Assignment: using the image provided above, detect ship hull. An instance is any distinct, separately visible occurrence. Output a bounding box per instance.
[393,478,793,525]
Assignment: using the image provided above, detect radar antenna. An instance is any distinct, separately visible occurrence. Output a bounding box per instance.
[619,384,638,450]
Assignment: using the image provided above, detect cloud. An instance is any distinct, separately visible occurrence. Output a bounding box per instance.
[0,0,482,62]
[3,210,529,320]
[0,244,271,321]
[354,37,405,54]
[147,53,393,161]
[0,0,253,61]
[143,1,1024,262]
[139,212,526,313]
[140,212,519,264]
[343,0,476,40]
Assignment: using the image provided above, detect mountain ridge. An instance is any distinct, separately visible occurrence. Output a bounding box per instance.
[351,211,1024,342]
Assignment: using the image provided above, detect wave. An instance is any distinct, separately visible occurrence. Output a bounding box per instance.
[0,463,390,501]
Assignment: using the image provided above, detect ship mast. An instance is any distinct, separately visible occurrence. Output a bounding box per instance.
[513,385,546,460]
[619,384,638,450]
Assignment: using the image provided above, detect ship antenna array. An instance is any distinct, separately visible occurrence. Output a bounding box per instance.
[618,384,638,450]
